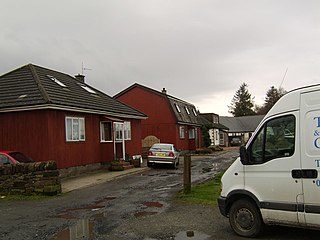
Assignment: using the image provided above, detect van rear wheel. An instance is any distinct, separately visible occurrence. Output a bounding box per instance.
[229,199,264,237]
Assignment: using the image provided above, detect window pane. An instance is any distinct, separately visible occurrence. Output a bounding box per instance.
[251,127,264,163]
[79,118,85,140]
[101,122,112,141]
[250,115,295,163]
[72,118,79,140]
[65,117,85,142]
[0,155,9,164]
[66,118,72,141]
[189,128,195,139]
[265,115,295,160]
[180,126,185,139]
[115,123,123,141]
[124,122,131,140]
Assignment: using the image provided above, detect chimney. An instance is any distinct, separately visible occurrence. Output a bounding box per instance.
[162,88,167,94]
[75,74,85,83]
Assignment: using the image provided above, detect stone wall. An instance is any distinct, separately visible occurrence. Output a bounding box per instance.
[0,161,61,196]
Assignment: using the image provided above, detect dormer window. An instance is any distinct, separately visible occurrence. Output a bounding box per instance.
[185,106,190,115]
[175,103,181,113]
[47,75,66,87]
[79,84,97,94]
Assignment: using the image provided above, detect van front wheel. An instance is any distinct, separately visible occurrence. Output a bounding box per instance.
[229,199,264,237]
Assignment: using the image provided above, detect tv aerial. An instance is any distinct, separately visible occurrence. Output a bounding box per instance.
[81,62,92,75]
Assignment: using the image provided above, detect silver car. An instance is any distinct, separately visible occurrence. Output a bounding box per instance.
[147,143,180,168]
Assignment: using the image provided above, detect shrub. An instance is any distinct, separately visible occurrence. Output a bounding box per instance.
[195,148,212,154]
[208,145,223,151]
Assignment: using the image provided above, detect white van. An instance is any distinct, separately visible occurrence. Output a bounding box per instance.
[218,84,320,237]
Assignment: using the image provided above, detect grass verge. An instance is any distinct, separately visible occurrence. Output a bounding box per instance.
[173,172,223,207]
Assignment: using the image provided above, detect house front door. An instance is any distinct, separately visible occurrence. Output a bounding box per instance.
[114,122,125,160]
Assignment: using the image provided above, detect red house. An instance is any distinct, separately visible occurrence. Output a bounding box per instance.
[0,64,147,173]
[114,83,202,151]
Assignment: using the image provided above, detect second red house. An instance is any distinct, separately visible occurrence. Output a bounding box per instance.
[114,83,202,152]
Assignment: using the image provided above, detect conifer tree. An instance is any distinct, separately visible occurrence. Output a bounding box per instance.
[229,83,255,117]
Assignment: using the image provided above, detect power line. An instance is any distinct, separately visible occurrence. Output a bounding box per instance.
[279,67,288,88]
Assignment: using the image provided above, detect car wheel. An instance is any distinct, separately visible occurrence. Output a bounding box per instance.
[229,199,264,237]
[147,162,152,168]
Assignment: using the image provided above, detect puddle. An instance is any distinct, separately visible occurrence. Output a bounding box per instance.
[64,205,105,211]
[50,218,94,240]
[174,230,210,240]
[153,187,171,191]
[143,201,163,208]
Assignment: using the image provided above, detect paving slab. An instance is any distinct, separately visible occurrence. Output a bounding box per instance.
[61,167,149,193]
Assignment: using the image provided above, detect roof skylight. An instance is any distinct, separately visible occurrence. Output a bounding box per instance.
[185,106,190,115]
[18,94,28,99]
[79,84,97,94]
[175,103,181,113]
[47,75,66,87]
[192,108,197,116]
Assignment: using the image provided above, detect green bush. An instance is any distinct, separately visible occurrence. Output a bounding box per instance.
[208,145,223,151]
[195,148,212,154]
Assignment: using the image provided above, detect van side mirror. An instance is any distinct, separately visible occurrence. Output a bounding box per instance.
[239,145,249,165]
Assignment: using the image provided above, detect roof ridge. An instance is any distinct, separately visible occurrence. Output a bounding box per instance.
[28,64,52,104]
[115,83,196,106]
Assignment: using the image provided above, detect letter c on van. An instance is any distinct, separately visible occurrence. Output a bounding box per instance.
[314,137,320,149]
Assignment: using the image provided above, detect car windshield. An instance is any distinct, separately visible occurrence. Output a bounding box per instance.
[151,144,172,151]
[8,152,33,163]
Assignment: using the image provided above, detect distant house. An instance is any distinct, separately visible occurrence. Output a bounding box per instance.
[114,83,202,151]
[0,64,147,172]
[199,113,229,147]
[220,115,265,146]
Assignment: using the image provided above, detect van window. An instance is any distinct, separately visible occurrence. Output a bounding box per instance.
[250,115,295,164]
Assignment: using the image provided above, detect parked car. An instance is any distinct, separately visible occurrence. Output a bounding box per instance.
[147,143,180,168]
[0,151,34,165]
[230,137,242,146]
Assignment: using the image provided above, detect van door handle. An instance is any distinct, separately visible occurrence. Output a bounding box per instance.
[292,169,318,179]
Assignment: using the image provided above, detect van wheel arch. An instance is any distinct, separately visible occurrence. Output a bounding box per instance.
[225,190,261,216]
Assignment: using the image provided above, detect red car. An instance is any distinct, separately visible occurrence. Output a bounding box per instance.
[0,151,34,165]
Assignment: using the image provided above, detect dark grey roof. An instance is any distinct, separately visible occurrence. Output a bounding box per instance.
[167,96,200,126]
[0,64,147,119]
[115,83,200,126]
[199,113,229,130]
[220,115,265,133]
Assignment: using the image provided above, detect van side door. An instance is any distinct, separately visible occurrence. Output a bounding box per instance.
[300,91,320,227]
[244,113,304,226]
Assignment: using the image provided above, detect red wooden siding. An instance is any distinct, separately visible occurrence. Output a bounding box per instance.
[0,109,142,169]
[123,118,143,156]
[116,86,202,151]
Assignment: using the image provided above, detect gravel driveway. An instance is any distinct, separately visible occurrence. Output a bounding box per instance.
[2,149,320,240]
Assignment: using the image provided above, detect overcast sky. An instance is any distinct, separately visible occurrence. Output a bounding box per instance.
[1,0,320,116]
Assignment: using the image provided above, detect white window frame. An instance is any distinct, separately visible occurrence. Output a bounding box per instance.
[114,122,123,142]
[66,117,85,142]
[114,122,131,141]
[100,121,113,142]
[179,126,185,139]
[123,121,131,140]
[189,128,195,139]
